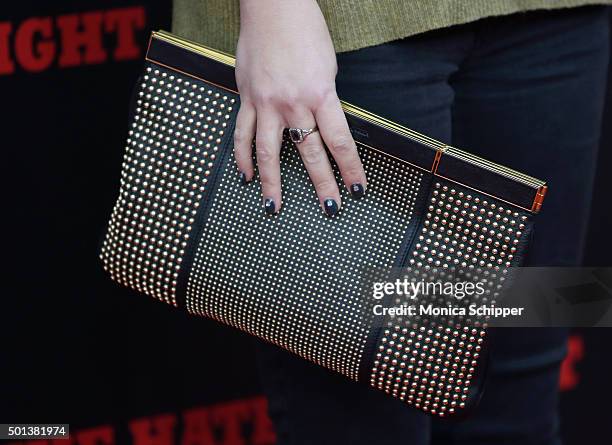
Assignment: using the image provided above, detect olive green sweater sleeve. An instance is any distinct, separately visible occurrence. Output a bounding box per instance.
[172,0,611,53]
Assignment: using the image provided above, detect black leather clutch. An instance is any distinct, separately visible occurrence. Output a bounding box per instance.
[101,30,548,417]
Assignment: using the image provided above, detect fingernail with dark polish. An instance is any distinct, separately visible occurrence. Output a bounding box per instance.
[239,171,248,185]
[264,198,276,215]
[324,198,339,217]
[350,183,365,199]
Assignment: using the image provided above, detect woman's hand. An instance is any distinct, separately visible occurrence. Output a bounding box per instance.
[235,0,367,216]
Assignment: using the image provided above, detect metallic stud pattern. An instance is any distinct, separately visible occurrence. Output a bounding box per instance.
[100,64,236,306]
[371,324,485,417]
[369,181,531,417]
[411,182,526,270]
[186,136,424,380]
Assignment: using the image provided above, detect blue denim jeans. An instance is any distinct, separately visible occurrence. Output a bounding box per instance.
[255,6,610,444]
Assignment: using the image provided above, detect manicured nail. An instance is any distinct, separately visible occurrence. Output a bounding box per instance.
[350,183,365,199]
[323,198,339,217]
[239,171,248,185]
[264,198,276,215]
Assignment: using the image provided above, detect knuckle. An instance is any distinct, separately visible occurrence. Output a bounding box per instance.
[256,145,277,163]
[253,90,293,108]
[329,135,355,155]
[278,90,300,109]
[300,143,324,165]
[308,85,334,106]
[234,127,248,146]
[252,90,276,106]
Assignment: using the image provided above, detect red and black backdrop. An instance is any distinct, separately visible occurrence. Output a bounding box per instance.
[1,2,611,444]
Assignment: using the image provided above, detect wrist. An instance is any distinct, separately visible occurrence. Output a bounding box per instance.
[239,0,321,29]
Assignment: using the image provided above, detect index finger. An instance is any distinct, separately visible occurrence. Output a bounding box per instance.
[256,110,284,215]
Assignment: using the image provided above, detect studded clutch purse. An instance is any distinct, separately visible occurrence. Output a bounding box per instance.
[100,31,548,418]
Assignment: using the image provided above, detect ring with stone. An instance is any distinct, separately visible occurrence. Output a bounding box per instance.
[288,127,318,144]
